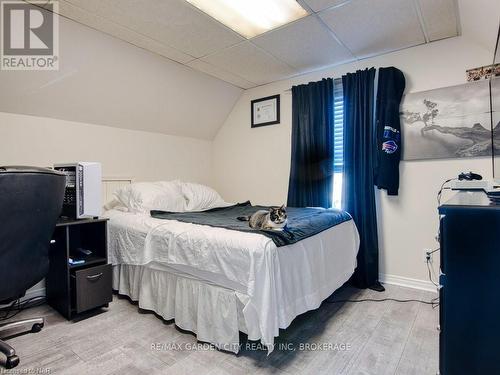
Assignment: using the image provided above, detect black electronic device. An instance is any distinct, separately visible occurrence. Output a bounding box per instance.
[457,171,482,181]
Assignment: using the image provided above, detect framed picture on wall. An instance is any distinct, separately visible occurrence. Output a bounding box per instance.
[400,80,493,160]
[251,94,280,128]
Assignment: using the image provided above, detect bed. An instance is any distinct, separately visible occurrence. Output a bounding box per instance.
[104,181,360,353]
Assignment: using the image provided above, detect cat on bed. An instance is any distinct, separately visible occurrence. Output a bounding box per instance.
[237,205,287,230]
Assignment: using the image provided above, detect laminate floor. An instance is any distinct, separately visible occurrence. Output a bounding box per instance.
[0,284,438,375]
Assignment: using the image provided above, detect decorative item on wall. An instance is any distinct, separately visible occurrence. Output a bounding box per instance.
[251,94,280,128]
[400,80,493,160]
[466,63,500,81]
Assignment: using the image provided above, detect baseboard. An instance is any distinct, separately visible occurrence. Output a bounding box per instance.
[4,277,435,308]
[379,273,438,293]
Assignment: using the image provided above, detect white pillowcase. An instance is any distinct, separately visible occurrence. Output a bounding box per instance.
[181,182,229,211]
[103,198,127,212]
[114,181,186,213]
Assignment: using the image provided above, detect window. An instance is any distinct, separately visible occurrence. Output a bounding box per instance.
[332,78,343,209]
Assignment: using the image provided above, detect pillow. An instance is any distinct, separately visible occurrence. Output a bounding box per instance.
[103,198,124,212]
[181,182,230,211]
[114,181,186,213]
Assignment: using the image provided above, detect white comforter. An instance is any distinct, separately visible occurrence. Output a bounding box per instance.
[105,209,360,351]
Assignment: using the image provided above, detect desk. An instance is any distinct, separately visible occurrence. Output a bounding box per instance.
[46,218,112,320]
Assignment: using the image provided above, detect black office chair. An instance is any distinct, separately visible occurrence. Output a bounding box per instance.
[0,166,65,369]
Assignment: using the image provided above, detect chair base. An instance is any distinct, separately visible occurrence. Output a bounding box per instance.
[0,317,44,369]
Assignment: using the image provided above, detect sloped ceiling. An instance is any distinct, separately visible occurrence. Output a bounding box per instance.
[0,8,242,140]
[44,0,460,89]
[1,0,466,140]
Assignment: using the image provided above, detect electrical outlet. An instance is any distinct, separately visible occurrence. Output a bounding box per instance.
[423,248,433,264]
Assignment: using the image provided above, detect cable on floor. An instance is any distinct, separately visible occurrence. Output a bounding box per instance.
[326,256,441,309]
[0,296,46,321]
[325,298,436,305]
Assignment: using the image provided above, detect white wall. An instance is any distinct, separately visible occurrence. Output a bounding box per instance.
[2,0,498,297]
[1,112,212,184]
[0,7,236,301]
[0,111,213,301]
[212,2,499,287]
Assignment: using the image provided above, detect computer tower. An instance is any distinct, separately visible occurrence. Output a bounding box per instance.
[54,162,102,219]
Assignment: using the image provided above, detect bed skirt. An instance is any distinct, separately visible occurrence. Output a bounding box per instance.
[112,264,247,353]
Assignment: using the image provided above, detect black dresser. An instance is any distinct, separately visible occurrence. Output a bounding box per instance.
[439,191,500,375]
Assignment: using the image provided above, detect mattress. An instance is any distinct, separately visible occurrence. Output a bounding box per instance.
[105,209,360,351]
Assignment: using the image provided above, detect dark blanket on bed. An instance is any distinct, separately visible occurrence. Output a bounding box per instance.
[150,201,352,247]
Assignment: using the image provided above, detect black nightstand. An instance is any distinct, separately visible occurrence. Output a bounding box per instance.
[46,218,112,320]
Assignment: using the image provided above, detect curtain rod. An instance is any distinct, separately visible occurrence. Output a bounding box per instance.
[283,77,342,93]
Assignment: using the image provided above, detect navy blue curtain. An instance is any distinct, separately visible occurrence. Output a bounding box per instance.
[287,78,334,208]
[342,68,381,289]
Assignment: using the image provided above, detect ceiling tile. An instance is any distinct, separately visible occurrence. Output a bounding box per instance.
[187,60,257,89]
[36,0,461,88]
[201,42,297,85]
[301,0,350,13]
[319,0,426,58]
[418,0,459,41]
[252,15,355,71]
[62,0,244,58]
[58,0,194,64]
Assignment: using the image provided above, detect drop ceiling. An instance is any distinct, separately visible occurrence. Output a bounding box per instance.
[38,0,460,89]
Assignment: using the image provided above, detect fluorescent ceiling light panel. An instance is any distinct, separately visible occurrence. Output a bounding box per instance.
[185,0,308,39]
